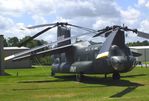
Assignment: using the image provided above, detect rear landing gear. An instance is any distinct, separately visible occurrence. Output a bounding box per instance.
[76,72,84,82]
[112,72,120,80]
[51,71,55,77]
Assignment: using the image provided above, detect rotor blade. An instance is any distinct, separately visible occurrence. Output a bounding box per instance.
[5,31,94,61]
[26,23,56,29]
[96,29,119,59]
[93,29,113,38]
[67,23,97,33]
[93,26,112,37]
[120,26,149,39]
[18,25,56,47]
[12,44,73,61]
[131,51,142,57]
[93,30,106,37]
[137,31,149,39]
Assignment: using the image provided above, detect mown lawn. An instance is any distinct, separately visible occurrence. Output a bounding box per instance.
[0,66,149,101]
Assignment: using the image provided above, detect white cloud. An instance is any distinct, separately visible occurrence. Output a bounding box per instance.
[54,0,120,19]
[138,0,146,5]
[120,7,140,25]
[140,19,149,32]
[32,15,47,24]
[0,0,25,16]
[0,0,147,43]
[0,0,120,18]
[137,0,149,8]
[145,1,149,7]
[93,17,120,29]
[0,16,14,30]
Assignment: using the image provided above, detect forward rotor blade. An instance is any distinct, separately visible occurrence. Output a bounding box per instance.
[137,31,149,39]
[18,25,56,47]
[26,23,56,29]
[96,29,119,59]
[23,22,98,34]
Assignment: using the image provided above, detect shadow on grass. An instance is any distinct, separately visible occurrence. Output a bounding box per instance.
[54,75,143,86]
[0,72,11,76]
[121,74,147,78]
[18,74,144,98]
[110,86,138,98]
[56,75,144,98]
[19,79,68,83]
[19,74,144,87]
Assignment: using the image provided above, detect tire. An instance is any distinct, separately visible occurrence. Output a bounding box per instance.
[51,71,55,77]
[112,72,120,80]
[76,73,84,82]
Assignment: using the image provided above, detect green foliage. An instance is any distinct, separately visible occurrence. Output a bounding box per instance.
[3,38,8,47]
[5,36,47,48]
[7,37,19,46]
[0,67,149,101]
[127,40,149,46]
[19,36,47,48]
[4,36,50,65]
[32,56,52,65]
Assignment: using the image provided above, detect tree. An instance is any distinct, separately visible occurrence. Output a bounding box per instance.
[7,37,19,46]
[3,38,8,47]
[4,36,51,65]
[19,36,50,65]
[20,36,47,48]
[127,40,149,46]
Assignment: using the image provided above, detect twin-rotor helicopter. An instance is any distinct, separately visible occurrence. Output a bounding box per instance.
[5,22,149,81]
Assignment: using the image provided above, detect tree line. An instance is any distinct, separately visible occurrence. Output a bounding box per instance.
[127,40,149,46]
[4,36,47,48]
[4,36,51,65]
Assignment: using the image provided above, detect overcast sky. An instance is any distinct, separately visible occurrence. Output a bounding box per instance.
[0,0,149,42]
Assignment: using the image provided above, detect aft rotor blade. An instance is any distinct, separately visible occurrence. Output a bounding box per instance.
[26,23,56,29]
[93,30,107,37]
[5,31,93,61]
[67,23,97,33]
[137,31,149,39]
[93,26,112,37]
[96,29,119,59]
[18,25,56,47]
[12,44,73,61]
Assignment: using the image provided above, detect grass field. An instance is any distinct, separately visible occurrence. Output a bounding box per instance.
[0,66,149,101]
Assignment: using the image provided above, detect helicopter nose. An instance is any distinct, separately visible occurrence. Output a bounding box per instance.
[110,56,136,72]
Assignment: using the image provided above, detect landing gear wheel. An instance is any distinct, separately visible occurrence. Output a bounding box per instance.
[112,72,120,80]
[51,71,55,77]
[76,73,84,82]
[105,74,107,78]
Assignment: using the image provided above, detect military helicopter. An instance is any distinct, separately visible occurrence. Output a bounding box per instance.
[5,22,149,81]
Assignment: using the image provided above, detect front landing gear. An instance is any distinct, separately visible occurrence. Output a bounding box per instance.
[76,73,84,82]
[112,72,120,80]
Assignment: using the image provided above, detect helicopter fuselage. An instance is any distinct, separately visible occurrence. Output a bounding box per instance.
[51,41,136,75]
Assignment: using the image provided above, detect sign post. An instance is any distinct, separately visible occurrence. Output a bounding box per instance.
[0,35,4,75]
